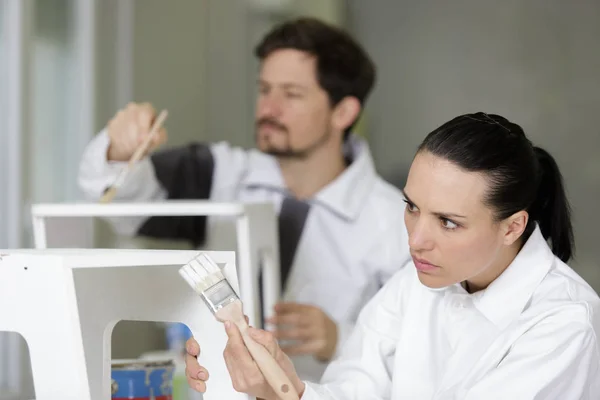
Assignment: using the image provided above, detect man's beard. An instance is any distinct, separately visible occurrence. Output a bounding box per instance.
[255,117,331,160]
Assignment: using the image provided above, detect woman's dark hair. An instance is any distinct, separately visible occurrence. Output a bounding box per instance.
[254,17,376,140]
[418,112,574,262]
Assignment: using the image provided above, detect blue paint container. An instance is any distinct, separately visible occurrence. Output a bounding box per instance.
[111,358,175,400]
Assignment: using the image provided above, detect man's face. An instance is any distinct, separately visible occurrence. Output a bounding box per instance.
[255,49,335,159]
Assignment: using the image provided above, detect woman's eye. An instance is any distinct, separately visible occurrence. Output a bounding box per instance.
[441,218,458,230]
[403,199,416,213]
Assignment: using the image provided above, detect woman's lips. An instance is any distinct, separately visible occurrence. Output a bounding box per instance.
[412,256,440,273]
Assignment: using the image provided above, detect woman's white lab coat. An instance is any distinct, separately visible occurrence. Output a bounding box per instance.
[302,226,600,399]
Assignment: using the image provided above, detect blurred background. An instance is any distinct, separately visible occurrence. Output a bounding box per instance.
[0,0,598,398]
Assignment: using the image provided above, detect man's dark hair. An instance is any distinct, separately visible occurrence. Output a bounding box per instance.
[255,17,376,139]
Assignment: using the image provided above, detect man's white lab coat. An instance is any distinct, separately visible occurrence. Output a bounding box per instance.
[78,131,411,382]
[303,226,600,399]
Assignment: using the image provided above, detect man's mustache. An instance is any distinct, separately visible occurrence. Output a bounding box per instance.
[257,118,287,132]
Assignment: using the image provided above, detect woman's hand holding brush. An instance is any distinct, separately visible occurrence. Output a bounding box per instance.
[185,327,306,399]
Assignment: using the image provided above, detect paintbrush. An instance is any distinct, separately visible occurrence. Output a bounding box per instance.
[179,252,300,400]
[99,109,168,204]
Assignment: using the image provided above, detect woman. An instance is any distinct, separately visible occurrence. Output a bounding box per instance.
[185,112,600,399]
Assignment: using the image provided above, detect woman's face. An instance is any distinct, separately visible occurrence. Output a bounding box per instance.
[403,151,525,291]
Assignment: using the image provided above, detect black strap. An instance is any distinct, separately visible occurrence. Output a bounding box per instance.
[278,196,312,290]
[137,143,214,247]
[258,195,311,326]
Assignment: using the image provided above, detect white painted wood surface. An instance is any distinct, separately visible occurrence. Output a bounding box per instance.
[0,249,249,399]
[10,200,280,399]
[30,201,281,329]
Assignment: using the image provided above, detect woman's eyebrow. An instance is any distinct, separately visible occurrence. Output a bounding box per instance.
[402,189,467,219]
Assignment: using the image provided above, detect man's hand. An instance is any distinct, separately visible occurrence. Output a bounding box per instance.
[267,303,338,362]
[184,337,211,393]
[223,321,305,399]
[106,102,167,161]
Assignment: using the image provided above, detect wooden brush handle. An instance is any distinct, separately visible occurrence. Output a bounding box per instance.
[128,109,168,167]
[100,109,169,205]
[217,301,300,400]
[237,320,300,400]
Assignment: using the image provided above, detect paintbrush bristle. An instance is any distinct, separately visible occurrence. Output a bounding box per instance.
[180,253,224,291]
[179,252,239,313]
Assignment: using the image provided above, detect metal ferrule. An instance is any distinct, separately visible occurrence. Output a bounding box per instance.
[200,279,239,313]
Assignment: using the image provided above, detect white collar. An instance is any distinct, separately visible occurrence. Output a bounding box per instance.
[473,225,554,329]
[241,134,379,221]
[435,225,555,329]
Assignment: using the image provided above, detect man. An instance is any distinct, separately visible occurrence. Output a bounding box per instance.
[78,17,409,384]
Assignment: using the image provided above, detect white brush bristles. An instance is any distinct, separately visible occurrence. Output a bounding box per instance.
[179,253,226,293]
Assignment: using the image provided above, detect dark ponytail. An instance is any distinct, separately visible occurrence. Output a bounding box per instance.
[419,112,574,262]
[530,147,574,262]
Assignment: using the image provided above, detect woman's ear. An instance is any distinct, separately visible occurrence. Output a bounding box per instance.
[502,211,529,246]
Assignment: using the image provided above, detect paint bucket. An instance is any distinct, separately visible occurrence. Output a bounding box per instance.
[111,358,175,400]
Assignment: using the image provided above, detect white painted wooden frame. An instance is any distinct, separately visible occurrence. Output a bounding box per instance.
[31,200,281,331]
[0,249,251,400]
[24,200,280,399]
